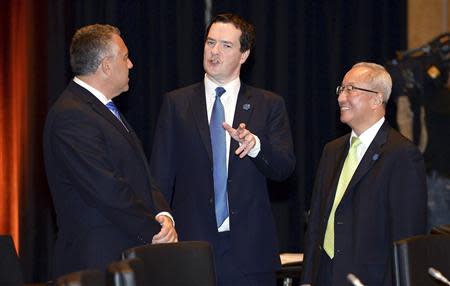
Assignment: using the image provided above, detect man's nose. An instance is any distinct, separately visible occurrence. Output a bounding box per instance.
[211,43,220,54]
[337,91,347,103]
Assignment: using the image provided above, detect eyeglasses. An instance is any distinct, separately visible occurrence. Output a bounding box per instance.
[336,85,379,96]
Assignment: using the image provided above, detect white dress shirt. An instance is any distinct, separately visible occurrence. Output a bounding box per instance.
[74,77,110,104]
[350,117,385,163]
[204,75,261,231]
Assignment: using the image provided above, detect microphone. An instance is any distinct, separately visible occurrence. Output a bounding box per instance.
[428,267,450,286]
[347,273,365,286]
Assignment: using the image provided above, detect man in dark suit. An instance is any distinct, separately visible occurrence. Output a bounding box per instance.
[150,14,295,286]
[43,24,177,278]
[301,62,427,286]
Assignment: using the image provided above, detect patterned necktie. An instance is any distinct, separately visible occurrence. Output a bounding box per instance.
[324,136,362,258]
[210,86,228,227]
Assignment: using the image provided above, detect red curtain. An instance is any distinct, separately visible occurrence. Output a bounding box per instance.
[0,0,46,255]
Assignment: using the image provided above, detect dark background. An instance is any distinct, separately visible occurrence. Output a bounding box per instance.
[18,0,406,282]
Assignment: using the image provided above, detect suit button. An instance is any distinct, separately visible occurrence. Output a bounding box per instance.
[209,198,213,204]
[337,221,344,225]
[336,249,341,254]
[231,210,237,215]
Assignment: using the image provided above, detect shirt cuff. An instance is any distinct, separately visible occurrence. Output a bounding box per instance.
[243,135,261,158]
[156,212,175,226]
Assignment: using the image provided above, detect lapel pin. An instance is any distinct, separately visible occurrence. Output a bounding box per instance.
[372,154,379,161]
[243,103,251,110]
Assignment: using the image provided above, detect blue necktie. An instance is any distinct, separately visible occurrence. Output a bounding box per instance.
[210,87,228,227]
[106,101,122,120]
[106,101,128,131]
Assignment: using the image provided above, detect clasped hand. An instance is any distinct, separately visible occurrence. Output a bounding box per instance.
[152,215,178,244]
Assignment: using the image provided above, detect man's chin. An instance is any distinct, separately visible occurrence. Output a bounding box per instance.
[340,114,350,124]
[205,66,219,76]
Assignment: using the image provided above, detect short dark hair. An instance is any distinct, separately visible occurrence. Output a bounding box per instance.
[205,13,255,53]
[70,24,120,75]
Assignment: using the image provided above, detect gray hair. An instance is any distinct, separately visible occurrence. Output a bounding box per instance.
[70,24,120,75]
[352,62,392,103]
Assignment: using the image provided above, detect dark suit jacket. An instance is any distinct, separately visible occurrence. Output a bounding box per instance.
[44,81,170,278]
[150,82,295,274]
[301,121,427,285]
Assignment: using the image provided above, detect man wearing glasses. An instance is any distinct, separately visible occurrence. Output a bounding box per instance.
[301,62,427,286]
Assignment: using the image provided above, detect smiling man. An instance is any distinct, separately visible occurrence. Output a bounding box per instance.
[301,62,427,286]
[150,14,295,286]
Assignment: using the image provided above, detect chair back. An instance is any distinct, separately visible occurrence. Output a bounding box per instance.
[430,224,450,235]
[393,234,450,286]
[107,258,146,286]
[56,269,105,286]
[122,241,216,286]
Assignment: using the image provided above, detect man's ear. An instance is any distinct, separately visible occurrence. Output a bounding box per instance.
[240,50,250,64]
[373,93,383,106]
[100,57,111,76]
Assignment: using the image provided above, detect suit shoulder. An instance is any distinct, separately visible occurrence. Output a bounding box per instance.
[243,84,283,101]
[385,127,421,155]
[49,90,86,116]
[324,134,349,150]
[165,82,203,98]
[46,84,97,127]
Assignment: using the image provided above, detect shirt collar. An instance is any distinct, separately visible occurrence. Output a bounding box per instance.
[204,74,241,98]
[73,77,110,105]
[351,117,385,147]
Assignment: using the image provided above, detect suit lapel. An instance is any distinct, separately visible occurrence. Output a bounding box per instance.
[342,122,389,200]
[232,84,254,129]
[79,86,155,191]
[189,84,213,161]
[324,136,350,212]
[188,82,255,165]
[229,83,254,168]
[89,98,138,147]
[71,81,145,157]
[120,117,153,174]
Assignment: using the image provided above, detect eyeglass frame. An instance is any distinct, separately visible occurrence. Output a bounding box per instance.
[336,85,379,96]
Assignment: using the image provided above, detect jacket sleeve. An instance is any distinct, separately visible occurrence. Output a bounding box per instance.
[251,95,296,181]
[388,143,428,239]
[150,93,177,203]
[301,143,331,284]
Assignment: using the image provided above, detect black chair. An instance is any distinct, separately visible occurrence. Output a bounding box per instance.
[56,269,105,286]
[122,241,216,286]
[393,234,450,286]
[107,258,146,286]
[0,235,23,286]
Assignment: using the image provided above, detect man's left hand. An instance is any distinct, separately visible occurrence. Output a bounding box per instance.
[152,215,178,244]
[223,122,256,158]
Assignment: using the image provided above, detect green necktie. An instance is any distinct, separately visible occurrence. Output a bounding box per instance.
[323,136,362,258]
